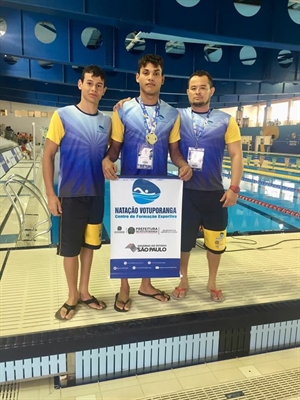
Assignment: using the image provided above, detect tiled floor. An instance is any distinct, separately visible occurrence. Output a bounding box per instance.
[0,230,299,336]
[1,157,300,399]
[14,348,300,399]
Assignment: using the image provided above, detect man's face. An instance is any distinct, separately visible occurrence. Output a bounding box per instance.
[187,75,215,108]
[78,73,106,105]
[136,63,165,96]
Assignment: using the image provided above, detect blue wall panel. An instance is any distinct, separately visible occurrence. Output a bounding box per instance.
[272,1,300,47]
[36,92,58,102]
[155,41,194,79]
[193,44,231,81]
[0,8,23,55]
[1,88,37,100]
[229,47,265,82]
[114,28,156,74]
[22,11,69,62]
[0,57,30,78]
[263,50,299,82]
[30,60,63,82]
[86,0,153,26]
[69,20,112,67]
[217,0,272,45]
[106,71,132,92]
[156,0,217,36]
[162,77,186,97]
[214,82,236,96]
[285,82,300,94]
[235,82,261,95]
[261,82,285,94]
[64,65,83,85]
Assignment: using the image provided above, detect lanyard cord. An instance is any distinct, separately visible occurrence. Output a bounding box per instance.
[191,108,212,148]
[138,97,160,135]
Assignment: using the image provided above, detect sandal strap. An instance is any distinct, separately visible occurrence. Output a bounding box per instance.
[209,289,222,295]
[117,297,131,306]
[175,287,188,293]
[155,290,170,300]
[62,302,77,311]
[82,295,100,306]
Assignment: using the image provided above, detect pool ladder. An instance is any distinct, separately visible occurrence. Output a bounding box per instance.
[3,173,52,242]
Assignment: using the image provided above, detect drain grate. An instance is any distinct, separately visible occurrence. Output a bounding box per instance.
[140,368,300,400]
[0,382,19,400]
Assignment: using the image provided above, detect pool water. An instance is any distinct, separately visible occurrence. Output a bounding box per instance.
[103,169,300,242]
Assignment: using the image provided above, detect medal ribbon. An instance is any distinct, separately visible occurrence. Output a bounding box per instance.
[192,108,212,148]
[138,97,160,138]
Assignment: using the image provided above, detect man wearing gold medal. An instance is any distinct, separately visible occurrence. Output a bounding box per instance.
[103,54,192,312]
[111,69,243,305]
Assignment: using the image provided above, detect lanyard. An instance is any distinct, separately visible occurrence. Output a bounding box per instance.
[138,97,160,135]
[192,108,212,148]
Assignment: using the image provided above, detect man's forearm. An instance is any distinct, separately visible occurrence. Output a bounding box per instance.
[42,157,55,197]
[172,155,189,169]
[105,146,120,163]
[230,153,243,186]
[169,144,188,169]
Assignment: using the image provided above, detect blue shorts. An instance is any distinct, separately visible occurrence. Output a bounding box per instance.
[57,196,104,257]
[181,189,228,254]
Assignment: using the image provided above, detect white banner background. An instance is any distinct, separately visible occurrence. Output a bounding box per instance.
[110,177,183,278]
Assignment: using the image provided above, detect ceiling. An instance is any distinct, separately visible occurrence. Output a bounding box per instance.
[0,0,299,110]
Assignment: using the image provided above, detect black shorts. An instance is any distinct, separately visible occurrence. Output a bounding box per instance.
[57,196,104,257]
[181,189,228,254]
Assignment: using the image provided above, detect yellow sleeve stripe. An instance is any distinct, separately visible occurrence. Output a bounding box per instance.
[111,111,124,143]
[169,114,180,143]
[225,116,241,144]
[46,111,65,145]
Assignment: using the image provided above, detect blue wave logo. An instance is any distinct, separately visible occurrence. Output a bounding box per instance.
[132,179,160,204]
[158,114,164,121]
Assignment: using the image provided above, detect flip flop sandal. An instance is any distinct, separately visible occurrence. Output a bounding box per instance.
[138,289,170,301]
[55,302,77,321]
[114,293,132,312]
[207,287,225,302]
[171,286,190,300]
[79,295,107,310]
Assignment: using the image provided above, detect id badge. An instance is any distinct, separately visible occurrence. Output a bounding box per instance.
[187,147,205,171]
[137,143,154,170]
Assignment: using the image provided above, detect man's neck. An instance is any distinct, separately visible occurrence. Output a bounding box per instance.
[191,105,210,113]
[139,93,159,106]
[77,100,98,115]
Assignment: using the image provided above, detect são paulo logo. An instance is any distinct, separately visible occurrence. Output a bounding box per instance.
[132,179,161,205]
[125,243,167,253]
[125,243,138,252]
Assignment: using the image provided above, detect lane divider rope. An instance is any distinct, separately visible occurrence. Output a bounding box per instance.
[238,194,300,218]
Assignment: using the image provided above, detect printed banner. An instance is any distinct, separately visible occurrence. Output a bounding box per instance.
[3,150,16,168]
[110,177,183,278]
[0,154,9,177]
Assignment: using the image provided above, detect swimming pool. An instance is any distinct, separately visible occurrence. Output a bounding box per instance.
[102,166,300,242]
[224,173,300,235]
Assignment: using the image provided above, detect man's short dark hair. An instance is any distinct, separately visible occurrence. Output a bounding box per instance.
[81,65,107,87]
[188,70,213,88]
[137,54,164,74]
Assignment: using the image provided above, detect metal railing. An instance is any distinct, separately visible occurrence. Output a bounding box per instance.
[3,174,51,241]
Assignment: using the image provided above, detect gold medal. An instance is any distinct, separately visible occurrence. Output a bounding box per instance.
[146,132,157,145]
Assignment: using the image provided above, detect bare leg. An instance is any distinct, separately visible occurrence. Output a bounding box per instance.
[76,247,100,309]
[172,252,190,299]
[206,251,221,289]
[59,256,80,319]
[206,251,223,301]
[139,278,169,301]
[115,278,131,311]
